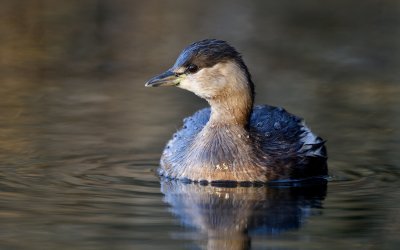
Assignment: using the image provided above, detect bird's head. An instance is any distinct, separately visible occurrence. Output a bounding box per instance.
[145,39,254,102]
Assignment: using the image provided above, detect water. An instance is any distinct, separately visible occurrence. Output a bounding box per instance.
[1,1,399,249]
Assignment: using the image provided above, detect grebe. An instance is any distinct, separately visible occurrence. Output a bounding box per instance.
[146,39,327,183]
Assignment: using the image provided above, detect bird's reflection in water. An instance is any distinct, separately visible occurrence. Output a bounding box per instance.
[161,180,327,250]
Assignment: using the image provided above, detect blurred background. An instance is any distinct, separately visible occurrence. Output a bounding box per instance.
[0,0,399,249]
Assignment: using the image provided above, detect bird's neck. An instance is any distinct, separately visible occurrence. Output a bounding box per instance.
[207,88,253,128]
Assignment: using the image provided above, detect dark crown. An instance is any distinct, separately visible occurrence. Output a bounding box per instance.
[174,39,241,69]
[173,39,255,100]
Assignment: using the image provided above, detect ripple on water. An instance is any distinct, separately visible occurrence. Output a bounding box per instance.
[1,152,399,250]
[0,153,183,249]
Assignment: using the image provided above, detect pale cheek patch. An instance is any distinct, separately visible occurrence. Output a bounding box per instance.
[197,68,225,86]
[177,61,247,98]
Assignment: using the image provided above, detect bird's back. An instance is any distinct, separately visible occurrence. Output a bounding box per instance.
[161,105,327,182]
[249,105,327,179]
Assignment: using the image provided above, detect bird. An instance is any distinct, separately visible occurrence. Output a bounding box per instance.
[145,39,327,184]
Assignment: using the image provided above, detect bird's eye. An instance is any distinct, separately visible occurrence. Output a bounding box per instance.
[186,64,199,74]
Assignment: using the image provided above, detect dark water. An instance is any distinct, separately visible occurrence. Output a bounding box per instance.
[1,1,399,249]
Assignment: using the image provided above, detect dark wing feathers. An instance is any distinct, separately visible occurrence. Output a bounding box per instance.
[250,105,327,178]
[165,105,327,179]
[164,108,210,153]
[170,105,327,160]
[250,105,304,155]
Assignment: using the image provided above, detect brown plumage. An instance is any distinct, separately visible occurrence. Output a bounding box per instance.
[146,39,327,183]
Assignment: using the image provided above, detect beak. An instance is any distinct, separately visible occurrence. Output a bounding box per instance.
[145,70,181,87]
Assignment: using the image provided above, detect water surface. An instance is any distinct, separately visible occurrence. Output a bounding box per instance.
[0,1,399,249]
